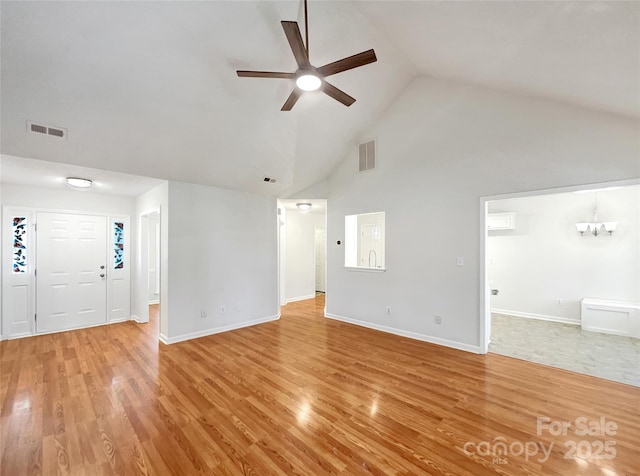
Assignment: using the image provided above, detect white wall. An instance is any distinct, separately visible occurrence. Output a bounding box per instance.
[325,76,640,353]
[164,181,278,343]
[488,186,640,323]
[0,182,2,339]
[285,210,325,303]
[1,184,135,338]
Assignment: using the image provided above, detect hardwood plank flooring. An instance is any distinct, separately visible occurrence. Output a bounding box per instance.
[1,296,639,475]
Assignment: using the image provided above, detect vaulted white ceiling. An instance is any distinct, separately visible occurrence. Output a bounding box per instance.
[2,1,638,197]
[357,1,639,118]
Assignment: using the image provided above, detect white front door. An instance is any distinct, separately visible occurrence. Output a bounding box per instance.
[36,212,107,333]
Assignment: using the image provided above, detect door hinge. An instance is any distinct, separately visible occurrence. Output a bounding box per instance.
[35,269,37,277]
[35,314,37,322]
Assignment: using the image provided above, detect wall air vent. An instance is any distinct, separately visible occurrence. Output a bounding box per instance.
[358,139,376,172]
[263,177,277,183]
[27,121,67,139]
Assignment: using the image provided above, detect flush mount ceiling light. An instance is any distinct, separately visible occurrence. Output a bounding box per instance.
[296,74,321,92]
[296,202,312,211]
[65,177,92,189]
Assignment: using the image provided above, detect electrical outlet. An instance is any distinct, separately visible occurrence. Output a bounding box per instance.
[200,309,207,318]
[456,257,464,266]
[220,305,226,314]
[434,315,442,325]
[556,298,564,306]
[386,306,391,315]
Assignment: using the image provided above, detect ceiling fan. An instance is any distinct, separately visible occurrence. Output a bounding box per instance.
[236,0,377,111]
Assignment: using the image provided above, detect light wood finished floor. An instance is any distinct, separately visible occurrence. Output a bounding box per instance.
[1,296,639,475]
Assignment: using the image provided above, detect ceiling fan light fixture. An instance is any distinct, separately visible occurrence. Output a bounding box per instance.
[296,74,321,92]
[236,0,377,110]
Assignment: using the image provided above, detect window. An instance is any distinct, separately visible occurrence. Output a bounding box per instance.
[12,216,27,273]
[114,222,124,269]
[345,212,385,270]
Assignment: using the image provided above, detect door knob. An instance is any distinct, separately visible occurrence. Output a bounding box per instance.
[100,265,105,269]
[100,274,105,278]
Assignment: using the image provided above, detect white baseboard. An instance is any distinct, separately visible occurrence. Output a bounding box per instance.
[1,331,33,340]
[4,318,132,340]
[130,315,141,323]
[160,314,280,345]
[324,312,480,354]
[492,308,580,325]
[285,294,316,304]
[148,300,159,305]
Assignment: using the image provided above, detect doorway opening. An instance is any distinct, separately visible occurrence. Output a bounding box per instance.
[277,199,327,312]
[314,226,326,295]
[140,207,161,335]
[480,179,640,386]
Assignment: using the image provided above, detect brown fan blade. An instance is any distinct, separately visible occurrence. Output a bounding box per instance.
[321,81,356,107]
[281,21,310,69]
[316,49,377,77]
[281,89,302,111]
[237,71,295,79]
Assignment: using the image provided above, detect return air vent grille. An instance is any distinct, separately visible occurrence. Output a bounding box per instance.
[48,127,65,137]
[30,123,47,134]
[358,139,376,172]
[27,121,67,139]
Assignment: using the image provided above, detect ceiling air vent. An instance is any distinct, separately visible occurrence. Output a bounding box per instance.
[263,177,277,183]
[48,127,65,138]
[30,123,47,134]
[358,139,376,172]
[27,121,67,139]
